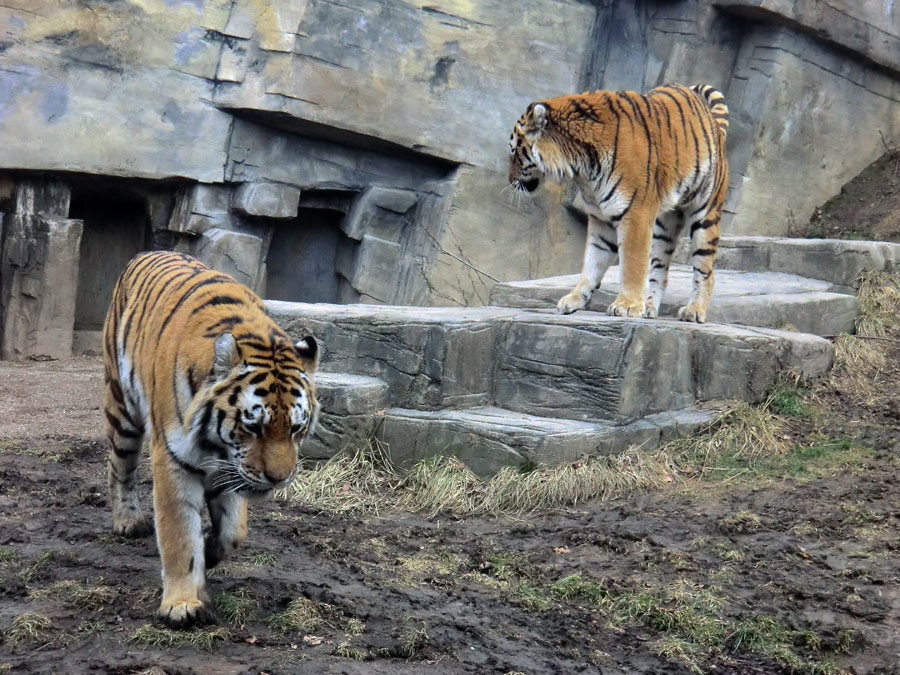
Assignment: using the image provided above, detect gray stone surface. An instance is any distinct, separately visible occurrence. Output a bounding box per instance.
[168,184,234,235]
[674,236,900,291]
[302,372,390,460]
[193,228,264,292]
[490,265,859,336]
[0,215,84,360]
[268,302,517,410]
[378,407,717,476]
[268,301,834,424]
[232,183,301,219]
[3,1,899,307]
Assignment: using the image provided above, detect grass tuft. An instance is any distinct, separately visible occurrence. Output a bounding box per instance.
[400,455,482,516]
[397,623,429,657]
[5,612,53,646]
[213,589,258,628]
[128,625,231,650]
[855,270,900,337]
[279,436,401,515]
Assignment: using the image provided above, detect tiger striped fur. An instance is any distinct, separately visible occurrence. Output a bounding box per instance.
[102,251,319,627]
[508,83,729,322]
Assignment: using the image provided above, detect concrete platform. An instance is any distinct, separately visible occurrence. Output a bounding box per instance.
[489,265,858,336]
[270,301,833,426]
[378,406,716,476]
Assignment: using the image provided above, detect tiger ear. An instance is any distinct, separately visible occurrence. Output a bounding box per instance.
[294,335,319,370]
[213,332,239,379]
[529,103,548,135]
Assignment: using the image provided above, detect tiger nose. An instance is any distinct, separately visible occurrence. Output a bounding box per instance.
[263,466,293,485]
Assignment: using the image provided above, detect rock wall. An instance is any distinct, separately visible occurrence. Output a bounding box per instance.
[1,0,899,358]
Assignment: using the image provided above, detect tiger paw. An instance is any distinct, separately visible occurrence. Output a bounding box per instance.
[676,304,707,323]
[113,516,154,539]
[557,292,587,315]
[643,304,659,319]
[158,598,217,629]
[607,296,645,318]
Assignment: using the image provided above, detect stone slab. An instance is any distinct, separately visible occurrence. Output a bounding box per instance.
[489,264,858,336]
[232,182,301,219]
[269,301,834,425]
[673,236,900,292]
[378,406,717,477]
[302,372,390,460]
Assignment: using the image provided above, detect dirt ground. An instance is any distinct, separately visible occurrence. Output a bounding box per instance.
[0,348,898,675]
[796,150,900,242]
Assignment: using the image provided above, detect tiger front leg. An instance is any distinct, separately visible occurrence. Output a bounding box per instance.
[557,216,618,315]
[151,439,216,628]
[608,207,653,318]
[204,490,248,570]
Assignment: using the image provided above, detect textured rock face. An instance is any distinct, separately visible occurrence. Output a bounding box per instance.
[1,0,900,356]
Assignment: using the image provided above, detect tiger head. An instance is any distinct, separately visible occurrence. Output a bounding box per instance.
[508,102,551,194]
[189,332,320,496]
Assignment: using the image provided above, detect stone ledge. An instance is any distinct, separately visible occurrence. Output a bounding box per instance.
[378,406,717,476]
[714,0,900,77]
[489,265,858,336]
[674,236,900,291]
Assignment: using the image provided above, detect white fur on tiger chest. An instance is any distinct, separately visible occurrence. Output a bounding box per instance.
[573,173,629,222]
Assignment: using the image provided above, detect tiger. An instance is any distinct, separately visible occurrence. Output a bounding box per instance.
[508,83,729,323]
[102,251,320,628]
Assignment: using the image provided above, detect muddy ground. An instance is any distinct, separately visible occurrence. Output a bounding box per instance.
[0,354,898,675]
[797,150,900,242]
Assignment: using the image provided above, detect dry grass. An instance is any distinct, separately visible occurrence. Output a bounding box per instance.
[128,625,232,650]
[281,399,792,518]
[279,275,900,518]
[279,437,401,515]
[5,612,54,646]
[854,270,900,338]
[825,271,900,398]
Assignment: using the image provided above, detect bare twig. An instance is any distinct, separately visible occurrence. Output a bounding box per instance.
[879,130,898,160]
[405,217,501,283]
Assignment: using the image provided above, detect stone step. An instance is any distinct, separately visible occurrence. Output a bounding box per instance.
[489,264,857,336]
[378,406,715,476]
[673,236,900,293]
[270,302,833,425]
[303,372,390,459]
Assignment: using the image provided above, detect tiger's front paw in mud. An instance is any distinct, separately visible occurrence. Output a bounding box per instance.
[112,516,154,539]
[557,291,588,315]
[158,598,217,629]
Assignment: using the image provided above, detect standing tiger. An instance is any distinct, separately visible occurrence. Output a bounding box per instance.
[103,251,319,627]
[508,83,729,323]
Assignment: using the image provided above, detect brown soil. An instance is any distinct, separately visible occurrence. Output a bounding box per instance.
[1,358,899,674]
[797,150,900,242]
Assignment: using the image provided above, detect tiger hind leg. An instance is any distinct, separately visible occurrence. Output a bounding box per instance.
[645,211,685,318]
[105,377,152,538]
[677,212,720,323]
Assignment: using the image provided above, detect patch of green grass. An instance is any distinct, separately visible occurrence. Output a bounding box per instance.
[39,579,118,610]
[213,589,258,628]
[128,625,231,650]
[655,636,704,674]
[332,640,369,661]
[397,623,429,658]
[719,510,762,534]
[512,583,551,612]
[549,574,608,605]
[266,596,341,633]
[5,612,54,646]
[0,547,16,564]
[248,552,277,566]
[344,617,366,636]
[768,381,811,418]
